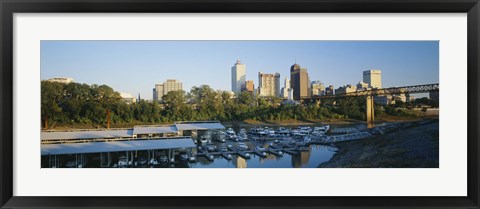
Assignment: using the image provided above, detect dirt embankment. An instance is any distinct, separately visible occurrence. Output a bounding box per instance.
[319,119,439,168]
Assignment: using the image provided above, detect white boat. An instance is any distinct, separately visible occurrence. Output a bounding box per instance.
[118,156,128,167]
[216,131,227,142]
[255,145,266,151]
[226,128,235,135]
[314,125,330,133]
[159,156,168,164]
[237,142,249,150]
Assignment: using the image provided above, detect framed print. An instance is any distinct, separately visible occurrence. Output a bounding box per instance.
[1,0,479,208]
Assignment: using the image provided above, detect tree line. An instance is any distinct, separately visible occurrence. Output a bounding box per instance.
[41,81,433,129]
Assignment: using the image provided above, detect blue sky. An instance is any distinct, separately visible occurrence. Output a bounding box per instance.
[41,41,439,100]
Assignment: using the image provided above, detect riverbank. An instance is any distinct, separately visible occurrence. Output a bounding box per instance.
[319,119,439,168]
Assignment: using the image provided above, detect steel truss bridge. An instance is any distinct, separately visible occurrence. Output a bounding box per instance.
[301,83,439,123]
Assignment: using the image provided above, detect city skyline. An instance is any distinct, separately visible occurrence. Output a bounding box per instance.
[41,41,439,100]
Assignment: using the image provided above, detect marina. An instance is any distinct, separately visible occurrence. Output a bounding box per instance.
[40,120,385,168]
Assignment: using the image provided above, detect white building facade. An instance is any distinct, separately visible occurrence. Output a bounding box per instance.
[258,72,280,97]
[363,69,382,89]
[231,60,246,93]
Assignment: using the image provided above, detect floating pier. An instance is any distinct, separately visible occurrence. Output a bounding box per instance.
[267,148,283,157]
[253,150,267,158]
[283,148,299,155]
[221,152,232,160]
[237,151,251,159]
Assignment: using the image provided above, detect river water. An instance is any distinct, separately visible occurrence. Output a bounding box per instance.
[189,144,338,168]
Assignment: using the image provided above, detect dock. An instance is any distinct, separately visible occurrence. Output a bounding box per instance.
[237,151,251,159]
[253,150,267,158]
[283,148,299,155]
[221,152,232,160]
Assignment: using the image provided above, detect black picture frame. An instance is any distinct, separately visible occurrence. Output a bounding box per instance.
[1,0,479,208]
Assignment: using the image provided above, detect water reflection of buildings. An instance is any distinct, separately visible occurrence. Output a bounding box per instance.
[291,146,312,168]
[259,153,278,164]
[234,156,247,168]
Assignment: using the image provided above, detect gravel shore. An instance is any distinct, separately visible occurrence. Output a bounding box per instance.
[319,119,439,168]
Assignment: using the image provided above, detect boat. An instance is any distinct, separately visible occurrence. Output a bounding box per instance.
[199,132,212,144]
[237,142,249,150]
[179,154,189,161]
[216,131,227,142]
[276,127,290,135]
[226,128,235,135]
[118,156,128,167]
[150,158,159,165]
[255,145,266,151]
[159,156,168,164]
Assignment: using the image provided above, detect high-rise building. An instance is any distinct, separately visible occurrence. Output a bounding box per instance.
[241,80,255,94]
[363,69,382,89]
[290,63,311,100]
[153,79,183,101]
[231,60,246,93]
[281,78,292,98]
[258,72,280,97]
[311,81,325,96]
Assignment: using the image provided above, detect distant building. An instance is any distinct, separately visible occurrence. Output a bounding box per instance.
[153,79,183,101]
[258,72,281,97]
[290,63,311,100]
[46,77,74,84]
[406,94,415,103]
[120,92,136,104]
[363,69,382,89]
[311,81,325,96]
[375,95,392,106]
[356,81,369,91]
[393,93,407,103]
[231,60,246,93]
[281,78,293,99]
[325,85,335,95]
[335,85,357,95]
[241,80,255,94]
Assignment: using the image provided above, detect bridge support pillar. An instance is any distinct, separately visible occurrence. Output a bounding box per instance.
[366,96,374,124]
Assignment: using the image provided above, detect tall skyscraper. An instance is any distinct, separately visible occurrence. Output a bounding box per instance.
[281,78,292,98]
[231,60,246,93]
[258,72,280,97]
[363,69,382,89]
[290,63,311,100]
[153,79,183,101]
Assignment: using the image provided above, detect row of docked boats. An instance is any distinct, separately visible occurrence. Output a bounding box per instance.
[249,125,330,138]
